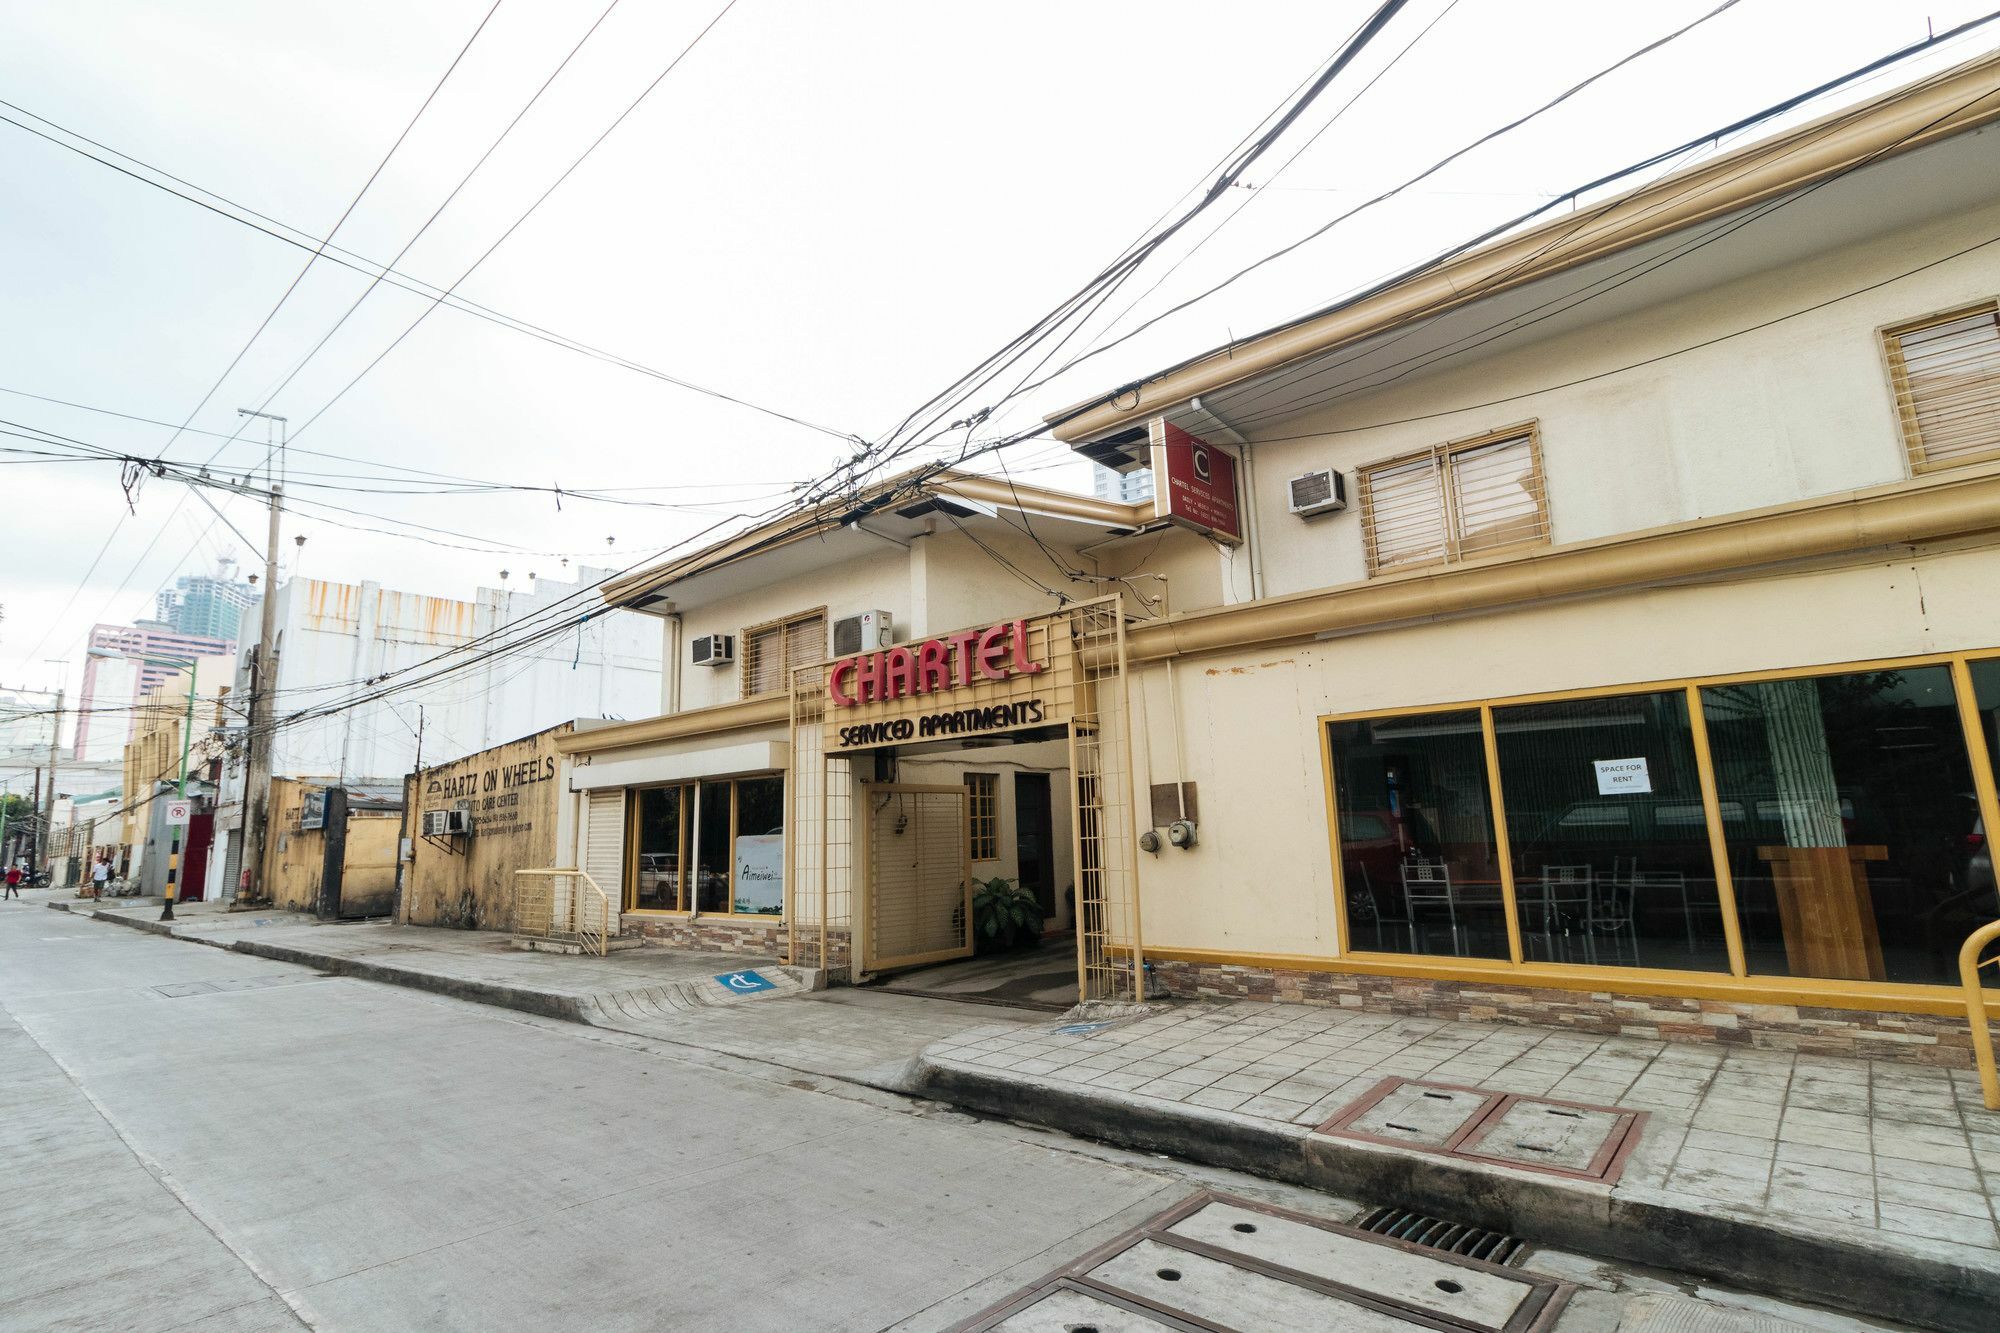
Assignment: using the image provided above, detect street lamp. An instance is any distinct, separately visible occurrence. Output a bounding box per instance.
[90,648,199,921]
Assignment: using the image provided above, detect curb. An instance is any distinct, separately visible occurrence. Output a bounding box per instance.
[912,1057,1999,1333]
[221,938,589,1023]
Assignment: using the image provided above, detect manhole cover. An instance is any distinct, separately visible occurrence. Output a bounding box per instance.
[950,1191,1569,1332]
[1315,1079,1645,1185]
[1328,1079,1502,1149]
[1459,1098,1642,1179]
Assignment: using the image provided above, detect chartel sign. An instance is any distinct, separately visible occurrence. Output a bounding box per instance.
[827,618,1044,708]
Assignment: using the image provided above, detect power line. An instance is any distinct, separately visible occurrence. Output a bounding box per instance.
[283,0,751,445]
[0,105,857,444]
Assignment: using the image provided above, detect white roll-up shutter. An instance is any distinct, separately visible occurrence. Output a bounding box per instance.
[584,790,625,928]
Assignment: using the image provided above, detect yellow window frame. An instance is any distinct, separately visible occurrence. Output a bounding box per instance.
[1881,301,2000,476]
[622,773,788,918]
[1319,646,2000,1007]
[1355,421,1550,576]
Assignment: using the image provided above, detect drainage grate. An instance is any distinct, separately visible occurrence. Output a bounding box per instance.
[949,1190,1569,1332]
[1353,1205,1527,1265]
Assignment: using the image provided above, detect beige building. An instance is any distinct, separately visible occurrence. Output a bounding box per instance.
[1043,49,2000,1062]
[540,51,2000,1066]
[553,474,1216,977]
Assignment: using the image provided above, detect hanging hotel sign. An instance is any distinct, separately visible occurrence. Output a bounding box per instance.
[1150,419,1243,544]
[824,614,1075,752]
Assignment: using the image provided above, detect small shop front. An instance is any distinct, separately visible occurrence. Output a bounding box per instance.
[1319,649,2000,1028]
[785,600,1140,999]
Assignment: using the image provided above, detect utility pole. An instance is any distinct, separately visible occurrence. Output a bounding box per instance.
[238,409,285,906]
[41,691,59,881]
[161,660,196,922]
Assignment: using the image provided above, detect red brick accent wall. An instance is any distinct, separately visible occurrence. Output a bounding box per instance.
[1143,959,1978,1069]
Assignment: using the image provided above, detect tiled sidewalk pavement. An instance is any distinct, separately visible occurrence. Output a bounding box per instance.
[925,1001,2000,1258]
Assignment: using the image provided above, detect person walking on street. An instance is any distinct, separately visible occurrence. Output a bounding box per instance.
[89,855,110,899]
[3,862,22,899]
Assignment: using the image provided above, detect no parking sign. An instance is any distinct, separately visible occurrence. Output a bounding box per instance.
[165,799,193,826]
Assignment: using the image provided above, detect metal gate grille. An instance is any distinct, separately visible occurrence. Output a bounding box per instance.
[863,785,971,973]
[1070,598,1142,1002]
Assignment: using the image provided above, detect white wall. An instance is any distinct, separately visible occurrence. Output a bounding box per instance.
[246,568,661,785]
[1237,195,2000,600]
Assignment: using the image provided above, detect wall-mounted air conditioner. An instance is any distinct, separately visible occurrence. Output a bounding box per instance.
[834,610,893,656]
[691,633,735,667]
[1287,468,1347,518]
[421,809,452,837]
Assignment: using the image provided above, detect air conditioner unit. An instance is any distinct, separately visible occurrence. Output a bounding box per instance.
[420,809,451,837]
[447,804,473,836]
[691,633,734,667]
[833,610,894,656]
[1287,468,1347,517]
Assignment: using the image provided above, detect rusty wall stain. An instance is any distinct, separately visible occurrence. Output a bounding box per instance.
[1204,658,1297,677]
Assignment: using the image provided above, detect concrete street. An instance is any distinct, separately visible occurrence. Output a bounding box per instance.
[0,897,1909,1332]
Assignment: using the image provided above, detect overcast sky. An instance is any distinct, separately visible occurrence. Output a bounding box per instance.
[2,0,1992,704]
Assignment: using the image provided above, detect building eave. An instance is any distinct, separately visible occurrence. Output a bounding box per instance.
[1052,45,2000,446]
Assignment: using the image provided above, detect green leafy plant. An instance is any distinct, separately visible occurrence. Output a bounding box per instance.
[972,876,1041,953]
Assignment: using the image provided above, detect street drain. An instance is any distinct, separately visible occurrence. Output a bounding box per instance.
[1354,1205,1528,1265]
[949,1190,1569,1332]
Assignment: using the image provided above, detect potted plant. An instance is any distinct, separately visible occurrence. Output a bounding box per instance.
[972,876,1042,953]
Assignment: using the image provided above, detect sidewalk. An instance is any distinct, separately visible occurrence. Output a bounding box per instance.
[911,1000,2000,1333]
[41,896,1034,1084]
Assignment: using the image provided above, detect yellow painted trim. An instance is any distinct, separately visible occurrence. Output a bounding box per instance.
[1951,657,2000,906]
[1125,462,2000,665]
[556,694,790,756]
[1052,48,2000,443]
[1685,685,1750,978]
[597,467,1149,610]
[1316,647,1998,725]
[1126,944,2000,1018]
[1319,717,1350,958]
[1480,705,1525,966]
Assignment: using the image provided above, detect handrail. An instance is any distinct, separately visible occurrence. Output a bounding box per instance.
[1958,919,2000,1111]
[513,867,613,957]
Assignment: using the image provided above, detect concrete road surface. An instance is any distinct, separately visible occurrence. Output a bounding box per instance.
[0,900,1901,1332]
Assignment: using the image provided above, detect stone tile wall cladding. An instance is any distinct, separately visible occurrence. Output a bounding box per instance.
[1143,959,1979,1070]
[622,916,853,974]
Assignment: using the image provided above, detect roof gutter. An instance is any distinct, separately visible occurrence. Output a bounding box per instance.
[1120,463,2000,665]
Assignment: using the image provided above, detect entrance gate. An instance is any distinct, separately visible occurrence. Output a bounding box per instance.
[786,597,1143,1002]
[860,784,972,973]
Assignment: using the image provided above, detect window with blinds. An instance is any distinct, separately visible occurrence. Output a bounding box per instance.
[1884,303,2000,473]
[964,773,999,862]
[1357,425,1549,575]
[741,608,827,696]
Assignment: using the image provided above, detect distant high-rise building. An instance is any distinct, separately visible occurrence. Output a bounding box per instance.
[74,621,236,762]
[156,560,257,642]
[1093,464,1155,505]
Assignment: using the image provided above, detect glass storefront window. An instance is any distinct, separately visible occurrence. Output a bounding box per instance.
[628,775,786,917]
[696,780,733,914]
[733,777,785,914]
[1701,667,1987,985]
[1328,710,1508,959]
[1493,691,1729,973]
[1969,662,2000,930]
[632,785,685,911]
